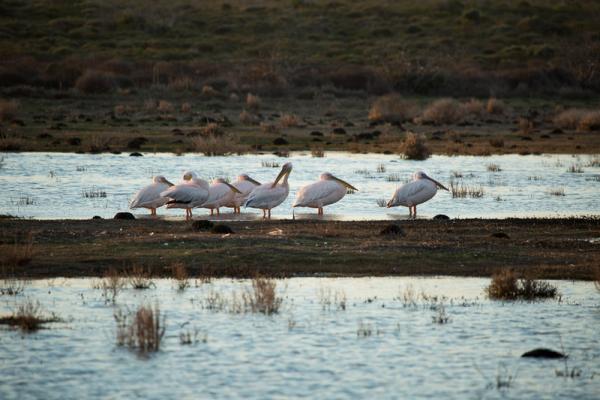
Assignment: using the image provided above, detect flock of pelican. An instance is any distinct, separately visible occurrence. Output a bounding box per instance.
[130,162,448,220]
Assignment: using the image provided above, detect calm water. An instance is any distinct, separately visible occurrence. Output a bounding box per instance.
[0,152,599,220]
[0,277,598,399]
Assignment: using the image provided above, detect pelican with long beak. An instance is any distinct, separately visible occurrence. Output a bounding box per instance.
[225,174,262,214]
[200,178,242,216]
[245,162,293,219]
[387,171,448,218]
[130,175,174,216]
[293,172,358,216]
[160,171,209,220]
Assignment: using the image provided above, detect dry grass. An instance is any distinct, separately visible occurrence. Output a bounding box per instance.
[311,148,325,158]
[241,275,282,315]
[450,180,484,198]
[157,100,174,113]
[579,111,600,131]
[0,299,60,333]
[75,70,115,94]
[0,276,26,296]
[1,232,34,268]
[317,287,347,311]
[548,187,565,196]
[191,134,245,156]
[100,267,126,302]
[0,134,23,151]
[567,164,583,173]
[399,132,430,160]
[168,77,194,91]
[461,98,485,117]
[368,94,418,123]
[486,97,505,114]
[201,84,220,97]
[518,117,534,135]
[432,304,450,324]
[239,109,260,125]
[260,122,279,134]
[261,161,280,168]
[279,113,301,128]
[128,265,154,290]
[87,135,111,153]
[376,163,386,173]
[0,99,18,121]
[554,109,586,130]
[486,270,558,300]
[115,303,165,354]
[421,98,464,125]
[487,163,502,172]
[246,93,261,111]
[489,137,505,148]
[171,263,189,291]
[376,198,387,207]
[201,122,222,137]
[181,102,192,113]
[82,186,107,198]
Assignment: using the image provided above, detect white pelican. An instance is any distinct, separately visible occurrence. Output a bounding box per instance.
[160,171,209,220]
[293,172,358,216]
[225,174,261,214]
[200,178,242,216]
[245,162,292,219]
[130,176,174,216]
[387,171,448,218]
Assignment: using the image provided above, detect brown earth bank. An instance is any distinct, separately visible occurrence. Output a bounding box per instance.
[1,218,599,280]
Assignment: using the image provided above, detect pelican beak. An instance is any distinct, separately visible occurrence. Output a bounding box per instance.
[224,182,242,194]
[246,176,261,186]
[162,178,175,186]
[272,165,292,188]
[426,176,449,191]
[386,199,394,208]
[333,176,358,191]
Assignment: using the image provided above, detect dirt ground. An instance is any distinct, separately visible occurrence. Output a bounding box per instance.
[1,217,598,280]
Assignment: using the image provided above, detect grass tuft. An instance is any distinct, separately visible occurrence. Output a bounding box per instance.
[399,132,430,160]
[486,270,558,300]
[115,303,165,355]
[242,275,282,315]
[171,263,189,291]
[0,299,60,333]
[368,94,418,123]
[422,98,464,125]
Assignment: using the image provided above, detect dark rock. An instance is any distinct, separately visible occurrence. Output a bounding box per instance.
[211,224,234,234]
[310,131,324,137]
[191,220,214,231]
[172,128,184,136]
[356,132,375,141]
[551,128,564,134]
[68,137,81,146]
[113,212,135,220]
[126,136,148,149]
[273,137,289,145]
[129,152,143,157]
[37,132,53,139]
[491,232,510,239]
[521,348,566,359]
[379,224,405,236]
[332,127,346,135]
[92,215,103,220]
[433,214,450,220]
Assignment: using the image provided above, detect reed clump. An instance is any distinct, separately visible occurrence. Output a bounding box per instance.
[191,134,245,156]
[171,263,190,291]
[128,265,154,290]
[399,132,430,160]
[100,267,126,302]
[242,275,282,315]
[0,299,60,333]
[421,98,464,125]
[115,304,165,354]
[368,94,418,123]
[486,270,558,300]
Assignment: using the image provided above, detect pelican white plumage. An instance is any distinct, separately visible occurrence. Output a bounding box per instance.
[225,174,261,214]
[200,178,242,215]
[245,162,292,219]
[130,175,174,216]
[387,171,448,218]
[160,171,209,220]
[293,172,357,216]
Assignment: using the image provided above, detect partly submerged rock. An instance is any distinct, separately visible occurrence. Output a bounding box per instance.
[113,212,135,220]
[91,215,103,220]
[491,232,510,239]
[379,224,405,236]
[129,152,143,157]
[521,348,566,359]
[433,214,450,220]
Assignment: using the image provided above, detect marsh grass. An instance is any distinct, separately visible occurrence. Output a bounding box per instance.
[548,187,565,196]
[0,299,60,333]
[398,284,418,308]
[432,304,450,324]
[246,93,261,111]
[2,232,34,268]
[82,187,107,198]
[115,304,165,355]
[279,113,301,128]
[128,265,154,290]
[311,148,325,158]
[368,94,418,123]
[386,173,405,182]
[191,134,245,156]
[376,198,387,207]
[242,275,282,315]
[356,320,374,337]
[0,276,26,296]
[318,287,347,311]
[179,328,206,345]
[567,164,583,173]
[15,196,35,206]
[261,161,280,168]
[450,179,484,198]
[99,267,126,302]
[171,263,190,292]
[0,99,18,121]
[486,98,505,115]
[422,98,464,125]
[376,163,386,173]
[486,163,502,172]
[486,270,558,301]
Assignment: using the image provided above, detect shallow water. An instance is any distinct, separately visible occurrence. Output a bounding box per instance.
[0,277,598,399]
[0,152,599,220]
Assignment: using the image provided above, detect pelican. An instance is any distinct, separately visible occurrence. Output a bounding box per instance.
[225,174,261,214]
[386,171,448,218]
[293,172,358,216]
[200,178,242,215]
[245,162,292,219]
[130,176,174,216]
[160,171,209,220]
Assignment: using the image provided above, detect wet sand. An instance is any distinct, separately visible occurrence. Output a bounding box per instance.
[1,217,598,280]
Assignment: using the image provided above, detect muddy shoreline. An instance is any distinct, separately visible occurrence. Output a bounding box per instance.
[1,217,598,280]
